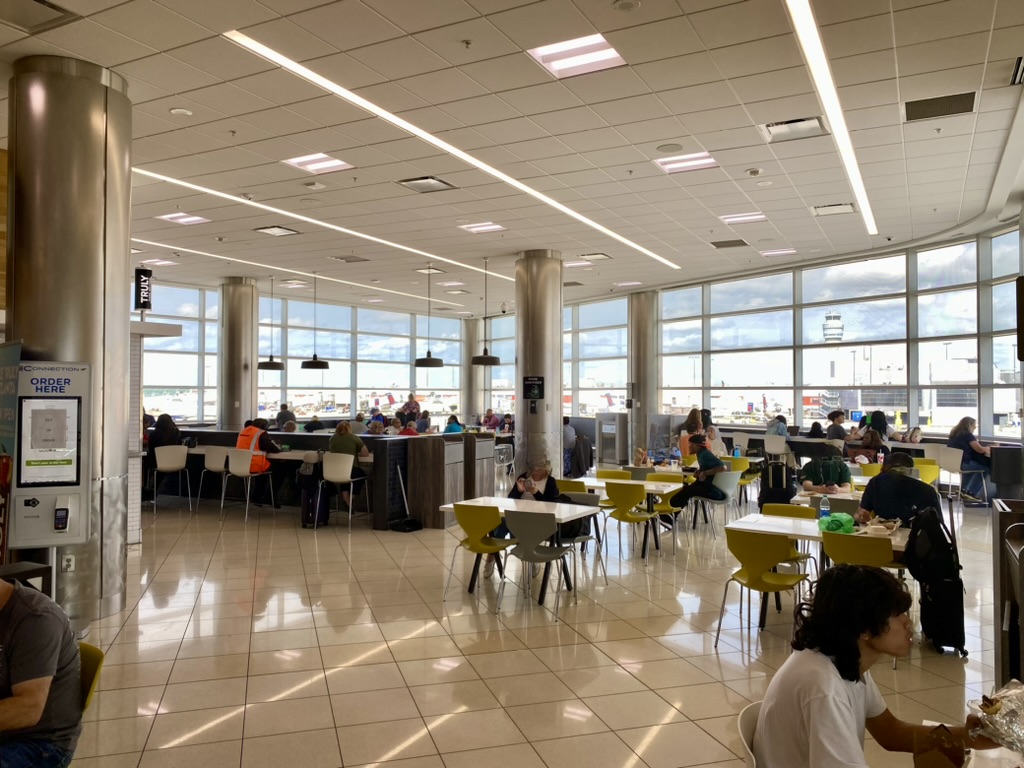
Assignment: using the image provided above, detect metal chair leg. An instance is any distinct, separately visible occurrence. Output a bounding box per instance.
[244,476,251,523]
[219,473,229,520]
[714,579,732,648]
[443,546,460,602]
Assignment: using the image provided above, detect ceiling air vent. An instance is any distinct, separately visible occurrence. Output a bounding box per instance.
[1011,57,1024,86]
[0,0,79,33]
[811,203,856,217]
[563,281,584,287]
[327,255,368,264]
[904,92,975,122]
[756,117,829,144]
[711,239,748,249]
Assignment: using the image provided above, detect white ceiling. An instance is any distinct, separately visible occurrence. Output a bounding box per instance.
[0,0,1022,314]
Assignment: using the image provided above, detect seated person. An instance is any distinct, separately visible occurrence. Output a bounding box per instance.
[765,413,788,436]
[807,421,826,439]
[368,407,387,426]
[754,564,995,767]
[678,408,703,458]
[483,459,558,577]
[705,424,727,456]
[415,410,431,434]
[443,415,463,433]
[327,422,369,515]
[855,453,940,525]
[501,413,514,433]
[869,410,903,442]
[386,418,402,436]
[848,429,889,464]
[799,445,851,494]
[947,416,990,502]
[825,410,849,441]
[902,426,922,444]
[399,421,419,436]
[367,420,385,435]
[481,409,501,429]
[0,577,84,767]
[237,417,284,507]
[303,414,325,432]
[281,420,298,433]
[350,413,368,435]
[669,434,726,511]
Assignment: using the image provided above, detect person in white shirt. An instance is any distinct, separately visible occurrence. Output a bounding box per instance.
[754,565,995,768]
[705,424,727,456]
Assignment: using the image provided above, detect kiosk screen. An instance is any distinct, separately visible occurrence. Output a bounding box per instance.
[17,397,82,487]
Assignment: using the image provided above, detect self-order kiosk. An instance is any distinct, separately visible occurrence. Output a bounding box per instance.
[7,362,91,548]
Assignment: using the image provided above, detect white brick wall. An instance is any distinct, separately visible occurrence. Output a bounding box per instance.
[127,335,142,544]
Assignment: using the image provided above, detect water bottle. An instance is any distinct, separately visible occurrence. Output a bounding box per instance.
[733,446,741,458]
[819,495,830,519]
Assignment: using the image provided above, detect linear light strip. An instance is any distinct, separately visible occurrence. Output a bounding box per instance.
[222,30,679,271]
[132,168,512,282]
[130,238,464,307]
[784,0,878,236]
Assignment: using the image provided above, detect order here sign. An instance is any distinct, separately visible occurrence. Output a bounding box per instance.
[30,378,71,393]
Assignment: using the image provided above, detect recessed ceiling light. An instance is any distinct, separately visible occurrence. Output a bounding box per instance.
[416,267,445,275]
[281,279,308,288]
[367,298,384,303]
[654,152,717,174]
[615,281,643,287]
[254,225,299,236]
[756,117,828,144]
[168,107,192,116]
[720,212,767,224]
[157,212,211,225]
[130,248,144,254]
[437,281,464,287]
[760,248,797,257]
[456,311,473,316]
[445,289,469,295]
[757,180,774,187]
[283,152,353,175]
[527,34,625,79]
[656,143,683,154]
[459,222,506,234]
[222,30,677,271]
[811,203,856,217]
[139,258,179,266]
[564,260,592,268]
[398,176,456,193]
[303,181,326,191]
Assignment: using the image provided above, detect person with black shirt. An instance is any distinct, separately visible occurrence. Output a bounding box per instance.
[855,453,941,525]
[144,413,181,498]
[947,416,990,502]
[482,459,558,578]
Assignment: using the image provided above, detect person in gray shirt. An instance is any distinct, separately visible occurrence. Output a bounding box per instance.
[275,403,296,430]
[0,580,82,767]
[826,410,848,441]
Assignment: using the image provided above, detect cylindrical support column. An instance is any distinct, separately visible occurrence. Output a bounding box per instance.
[514,250,562,476]
[219,277,258,430]
[629,291,659,459]
[6,56,132,622]
[463,317,484,423]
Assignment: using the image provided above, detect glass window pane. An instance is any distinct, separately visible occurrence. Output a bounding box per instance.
[579,328,627,358]
[357,308,410,335]
[577,390,626,414]
[257,371,282,390]
[994,335,1021,384]
[205,322,218,353]
[661,389,702,416]
[993,281,1016,332]
[143,352,198,387]
[661,287,702,319]
[563,362,571,386]
[564,390,572,417]
[563,332,571,360]
[919,339,977,385]
[802,343,907,387]
[205,290,219,320]
[144,321,200,352]
[415,339,461,366]
[662,319,701,354]
[356,390,401,417]
[151,285,201,317]
[578,359,626,388]
[710,310,792,350]
[288,330,351,359]
[800,389,908,429]
[258,325,279,356]
[918,289,976,336]
[416,364,460,389]
[356,362,409,391]
[710,390,795,426]
[288,301,351,330]
[490,316,515,339]
[201,390,217,423]
[259,297,283,324]
[662,355,701,388]
[563,307,572,331]
[489,365,515,389]
[358,334,409,362]
[919,388,977,436]
[204,357,217,388]
[710,274,792,313]
[285,390,351,419]
[710,350,793,386]
[918,242,976,289]
[802,255,905,302]
[490,339,514,364]
[994,387,1021,438]
[579,298,626,329]
[992,230,1020,278]
[143,388,198,422]
[286,359,352,389]
[801,298,906,344]
[416,315,461,339]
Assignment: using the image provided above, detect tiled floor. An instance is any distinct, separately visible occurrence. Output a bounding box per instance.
[72,492,1004,768]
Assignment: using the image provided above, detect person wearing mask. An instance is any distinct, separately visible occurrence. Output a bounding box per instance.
[483,459,559,578]
[350,413,368,435]
[0,577,84,767]
[443,415,463,434]
[669,434,726,511]
[678,408,704,458]
[399,421,419,437]
[947,416,991,502]
[562,416,577,475]
[799,444,851,494]
[765,413,788,437]
[275,403,296,430]
[482,409,501,429]
[753,565,996,767]
[854,452,940,525]
[415,410,431,434]
[826,410,849,441]
[236,417,283,508]
[807,422,826,439]
[327,421,370,515]
[705,424,727,456]
[303,415,325,432]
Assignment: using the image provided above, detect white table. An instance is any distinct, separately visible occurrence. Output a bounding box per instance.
[727,513,908,553]
[579,477,683,496]
[440,495,600,523]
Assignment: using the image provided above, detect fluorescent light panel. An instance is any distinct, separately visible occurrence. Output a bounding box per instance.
[283,152,353,174]
[132,168,511,282]
[416,267,444,275]
[615,281,643,287]
[784,0,878,235]
[459,222,506,234]
[255,225,299,236]
[528,34,625,78]
[139,258,178,266]
[760,248,797,257]
[222,30,678,271]
[157,212,210,225]
[437,281,464,287]
[445,289,469,295]
[564,260,592,268]
[654,152,717,173]
[720,212,767,224]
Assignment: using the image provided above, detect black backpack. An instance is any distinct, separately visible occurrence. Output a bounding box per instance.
[902,506,960,583]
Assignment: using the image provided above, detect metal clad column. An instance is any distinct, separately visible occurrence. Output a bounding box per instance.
[514,250,562,475]
[463,317,484,423]
[219,277,258,430]
[629,291,658,460]
[6,56,131,622]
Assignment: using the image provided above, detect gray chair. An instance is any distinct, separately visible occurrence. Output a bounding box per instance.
[497,510,574,619]
[808,495,860,515]
[221,448,273,523]
[152,445,192,515]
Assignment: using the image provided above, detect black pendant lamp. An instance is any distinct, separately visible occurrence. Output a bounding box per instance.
[414,264,444,368]
[257,275,285,371]
[471,257,501,366]
[300,271,329,370]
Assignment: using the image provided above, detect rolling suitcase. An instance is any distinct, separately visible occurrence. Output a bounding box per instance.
[301,486,332,528]
[919,577,968,657]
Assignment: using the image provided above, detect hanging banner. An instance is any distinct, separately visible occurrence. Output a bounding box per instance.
[134,268,153,311]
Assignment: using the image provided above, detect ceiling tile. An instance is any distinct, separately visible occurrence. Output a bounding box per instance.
[894,0,996,46]
[306,52,389,90]
[348,36,453,80]
[290,0,403,51]
[659,81,737,115]
[710,34,804,79]
[153,0,277,34]
[604,16,703,64]
[830,49,897,88]
[473,116,548,144]
[93,0,210,49]
[459,52,551,91]
[239,17,338,62]
[38,19,157,66]
[687,0,792,49]
[615,116,689,144]
[634,52,721,92]
[498,82,583,115]
[232,69,328,105]
[169,36,276,81]
[363,0,478,33]
[561,67,650,104]
[440,94,521,125]
[353,81,429,112]
[591,94,670,126]
[487,0,594,49]
[414,18,520,65]
[117,53,222,92]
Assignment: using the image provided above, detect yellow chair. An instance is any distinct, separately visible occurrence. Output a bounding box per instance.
[913,460,940,487]
[647,472,686,554]
[859,463,883,478]
[821,531,902,571]
[682,454,698,467]
[728,456,756,505]
[714,528,808,647]
[596,470,631,509]
[443,504,517,603]
[557,478,587,494]
[761,504,819,577]
[602,481,658,564]
[79,642,104,711]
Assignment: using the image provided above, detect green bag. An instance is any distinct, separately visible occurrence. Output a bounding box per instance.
[817,512,855,533]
